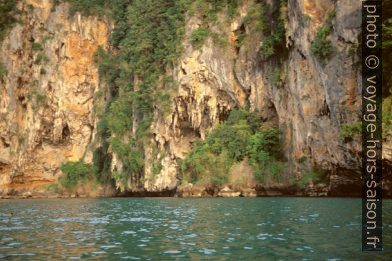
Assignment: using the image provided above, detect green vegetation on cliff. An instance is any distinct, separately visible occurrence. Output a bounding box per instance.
[193,0,242,23]
[310,7,336,64]
[383,0,392,137]
[383,96,392,137]
[109,137,144,191]
[0,0,19,42]
[188,1,242,49]
[59,161,97,190]
[339,121,362,141]
[190,28,210,48]
[88,0,190,189]
[60,0,263,190]
[311,24,333,63]
[0,61,7,80]
[180,109,284,187]
[56,0,326,191]
[0,0,18,81]
[53,0,110,16]
[258,0,288,61]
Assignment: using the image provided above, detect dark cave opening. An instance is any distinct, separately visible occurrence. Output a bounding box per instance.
[62,124,70,141]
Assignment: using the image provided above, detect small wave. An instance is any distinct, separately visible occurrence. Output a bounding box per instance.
[199,248,216,255]
[49,217,84,223]
[0,226,30,231]
[118,217,153,222]
[184,233,197,238]
[1,237,14,241]
[120,256,141,260]
[91,251,106,255]
[257,233,272,237]
[101,245,117,250]
[5,253,36,257]
[122,231,136,235]
[88,218,109,224]
[7,242,22,247]
[163,250,181,254]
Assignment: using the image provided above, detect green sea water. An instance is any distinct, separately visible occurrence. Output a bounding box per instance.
[0,198,391,260]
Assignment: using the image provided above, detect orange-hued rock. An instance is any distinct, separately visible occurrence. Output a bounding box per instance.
[1,0,390,197]
[0,1,109,195]
[303,0,334,27]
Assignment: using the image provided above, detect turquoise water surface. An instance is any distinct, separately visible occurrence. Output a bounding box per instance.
[0,198,391,260]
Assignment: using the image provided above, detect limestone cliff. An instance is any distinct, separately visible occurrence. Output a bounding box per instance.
[0,0,390,197]
[0,0,110,195]
[142,0,389,196]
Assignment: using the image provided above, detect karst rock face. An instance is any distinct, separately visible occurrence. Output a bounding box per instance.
[0,0,390,197]
[0,0,110,195]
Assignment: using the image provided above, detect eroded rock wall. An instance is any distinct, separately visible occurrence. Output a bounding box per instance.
[0,0,109,195]
[1,0,389,197]
[142,0,388,195]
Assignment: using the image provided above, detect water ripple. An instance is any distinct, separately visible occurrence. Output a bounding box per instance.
[0,198,391,260]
